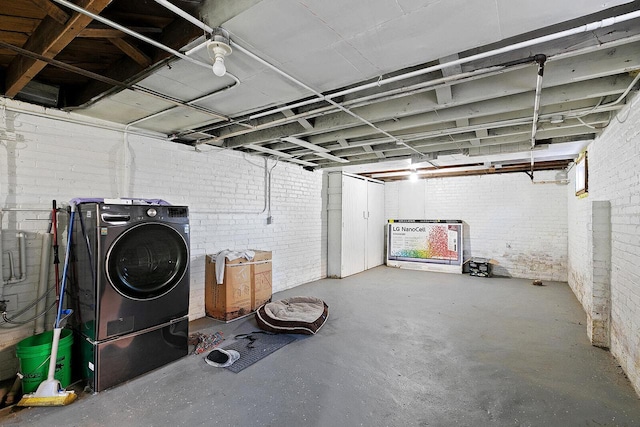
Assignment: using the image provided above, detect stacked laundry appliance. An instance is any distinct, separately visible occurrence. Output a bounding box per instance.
[69,199,190,392]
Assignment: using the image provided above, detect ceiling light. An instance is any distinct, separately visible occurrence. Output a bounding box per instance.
[207,28,232,77]
[409,171,418,182]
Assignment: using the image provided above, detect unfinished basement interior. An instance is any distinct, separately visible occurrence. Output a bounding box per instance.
[1,0,640,425]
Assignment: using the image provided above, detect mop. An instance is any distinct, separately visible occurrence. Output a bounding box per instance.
[18,203,77,406]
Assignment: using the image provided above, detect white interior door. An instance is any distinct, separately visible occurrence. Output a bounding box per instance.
[366,181,385,269]
[341,176,367,277]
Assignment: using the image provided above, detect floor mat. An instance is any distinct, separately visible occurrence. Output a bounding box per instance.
[221,333,297,373]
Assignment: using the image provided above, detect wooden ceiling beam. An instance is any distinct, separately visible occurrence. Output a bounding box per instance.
[4,0,111,98]
[108,38,151,68]
[0,40,126,88]
[70,16,201,107]
[28,0,70,25]
[0,15,41,33]
[0,30,29,47]
[372,160,571,181]
[78,27,124,38]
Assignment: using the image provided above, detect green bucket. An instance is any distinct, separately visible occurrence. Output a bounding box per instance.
[16,329,73,394]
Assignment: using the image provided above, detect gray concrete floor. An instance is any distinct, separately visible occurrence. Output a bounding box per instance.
[2,266,640,426]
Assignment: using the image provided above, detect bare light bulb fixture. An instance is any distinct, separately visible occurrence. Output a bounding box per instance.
[207,28,232,77]
[212,56,226,76]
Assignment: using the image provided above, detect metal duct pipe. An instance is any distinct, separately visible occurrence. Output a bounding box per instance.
[126,73,243,128]
[530,55,546,148]
[0,208,54,288]
[189,156,271,215]
[324,11,640,100]
[35,233,52,334]
[18,232,26,281]
[154,0,214,33]
[530,55,546,176]
[0,211,4,296]
[3,233,27,284]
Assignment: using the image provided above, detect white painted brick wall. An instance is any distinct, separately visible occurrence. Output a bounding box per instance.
[567,166,592,313]
[385,170,568,281]
[0,99,325,380]
[568,92,640,396]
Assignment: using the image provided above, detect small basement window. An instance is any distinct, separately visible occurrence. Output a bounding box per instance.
[575,150,588,197]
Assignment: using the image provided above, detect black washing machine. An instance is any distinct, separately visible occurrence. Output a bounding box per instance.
[70,201,190,392]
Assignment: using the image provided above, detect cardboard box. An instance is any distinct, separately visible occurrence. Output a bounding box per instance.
[251,250,272,310]
[205,254,252,321]
[204,250,273,321]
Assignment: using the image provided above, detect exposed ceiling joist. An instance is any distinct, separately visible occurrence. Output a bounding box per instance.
[282,108,314,130]
[108,37,151,68]
[28,0,70,25]
[2,0,639,179]
[4,0,112,97]
[282,136,330,153]
[435,54,462,104]
[282,136,350,163]
[365,160,571,181]
[245,143,293,158]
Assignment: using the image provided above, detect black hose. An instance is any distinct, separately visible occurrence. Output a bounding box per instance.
[0,287,55,326]
[1,301,57,325]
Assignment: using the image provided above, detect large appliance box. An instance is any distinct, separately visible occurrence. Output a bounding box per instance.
[204,251,272,321]
[252,251,273,311]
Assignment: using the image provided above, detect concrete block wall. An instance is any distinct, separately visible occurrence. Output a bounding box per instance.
[385,170,568,281]
[567,92,640,396]
[0,99,325,380]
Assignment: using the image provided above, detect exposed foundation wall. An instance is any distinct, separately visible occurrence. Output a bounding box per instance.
[385,170,568,281]
[0,99,326,380]
[567,92,640,396]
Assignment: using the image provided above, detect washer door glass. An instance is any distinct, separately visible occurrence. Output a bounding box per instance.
[107,223,188,300]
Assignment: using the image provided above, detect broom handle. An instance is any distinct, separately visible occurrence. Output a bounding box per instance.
[46,328,62,382]
[52,200,60,299]
[45,203,74,385]
[55,205,75,328]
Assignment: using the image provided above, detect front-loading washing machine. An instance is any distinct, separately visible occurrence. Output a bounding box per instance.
[69,201,190,391]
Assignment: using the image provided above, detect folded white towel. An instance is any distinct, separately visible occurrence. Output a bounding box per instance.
[215,249,255,284]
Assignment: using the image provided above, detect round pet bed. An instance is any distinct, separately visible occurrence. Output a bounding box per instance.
[255,296,329,335]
